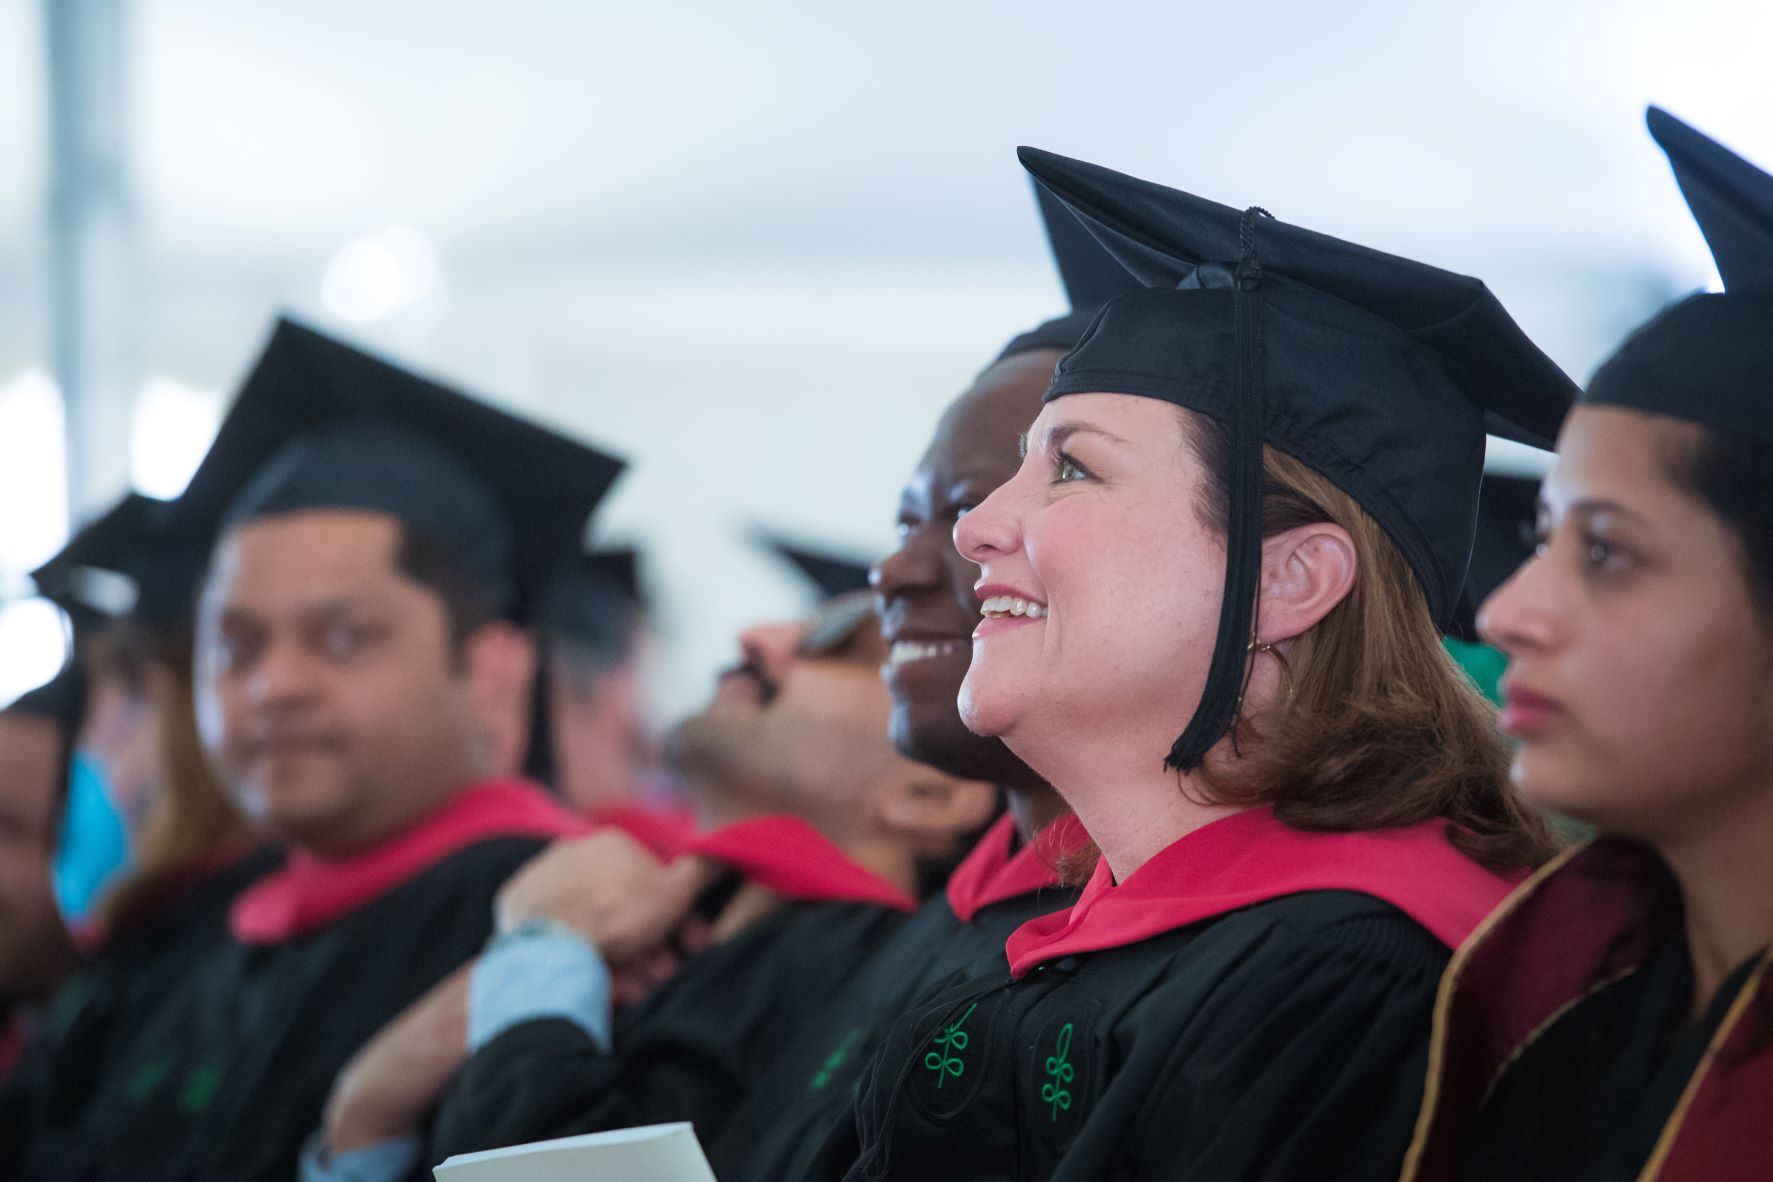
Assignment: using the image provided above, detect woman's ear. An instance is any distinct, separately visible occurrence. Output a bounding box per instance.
[463,621,537,779]
[1257,523,1358,644]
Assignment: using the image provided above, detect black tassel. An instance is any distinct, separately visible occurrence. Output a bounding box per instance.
[1166,207,1272,772]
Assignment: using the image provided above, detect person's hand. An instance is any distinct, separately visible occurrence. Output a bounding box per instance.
[323,964,471,1154]
[494,829,719,967]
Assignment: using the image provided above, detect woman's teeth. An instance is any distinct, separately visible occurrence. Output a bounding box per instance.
[979,595,1047,620]
[888,639,969,666]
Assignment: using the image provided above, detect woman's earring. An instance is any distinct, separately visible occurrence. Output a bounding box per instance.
[1246,639,1295,704]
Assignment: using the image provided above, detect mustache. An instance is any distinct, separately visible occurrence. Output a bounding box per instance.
[717,657,780,707]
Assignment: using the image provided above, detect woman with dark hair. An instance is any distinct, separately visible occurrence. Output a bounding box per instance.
[835,150,1574,1181]
[1404,107,1773,1182]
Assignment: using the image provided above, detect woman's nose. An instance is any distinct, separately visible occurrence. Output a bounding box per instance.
[1477,551,1561,659]
[954,483,1020,567]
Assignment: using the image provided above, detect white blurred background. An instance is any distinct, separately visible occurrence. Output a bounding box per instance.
[0,0,1768,716]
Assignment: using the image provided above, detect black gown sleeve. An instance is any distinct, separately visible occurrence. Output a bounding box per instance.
[428,903,904,1169]
[429,1016,615,1157]
[1062,909,1450,1182]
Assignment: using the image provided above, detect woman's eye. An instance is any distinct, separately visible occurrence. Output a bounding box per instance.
[1056,456,1088,483]
[1579,532,1636,577]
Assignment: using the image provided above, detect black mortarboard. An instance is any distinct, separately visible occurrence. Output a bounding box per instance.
[167,318,626,623]
[1585,108,1773,443]
[29,492,203,629]
[8,494,168,725]
[527,548,645,785]
[537,548,645,657]
[995,180,1146,362]
[1448,473,1541,641]
[1020,147,1577,769]
[760,533,876,601]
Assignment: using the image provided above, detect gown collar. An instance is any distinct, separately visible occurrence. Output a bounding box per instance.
[1401,836,1773,1182]
[945,811,1089,924]
[680,815,916,912]
[230,779,586,944]
[1005,805,1522,978]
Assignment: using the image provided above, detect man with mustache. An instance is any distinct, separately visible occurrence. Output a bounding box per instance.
[300,584,997,1178]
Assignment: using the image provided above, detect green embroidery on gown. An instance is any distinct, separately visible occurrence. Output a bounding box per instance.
[1041,1022,1075,1121]
[923,1001,978,1088]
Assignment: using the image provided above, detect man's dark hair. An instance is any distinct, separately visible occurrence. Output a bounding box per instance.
[539,581,642,689]
[393,524,502,655]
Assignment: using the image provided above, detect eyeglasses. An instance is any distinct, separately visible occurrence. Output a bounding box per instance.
[796,590,879,658]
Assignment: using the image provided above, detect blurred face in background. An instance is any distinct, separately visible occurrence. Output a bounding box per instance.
[195,510,492,857]
[74,653,162,846]
[875,350,1057,785]
[1480,406,1773,844]
[666,595,995,850]
[547,635,655,815]
[666,597,890,828]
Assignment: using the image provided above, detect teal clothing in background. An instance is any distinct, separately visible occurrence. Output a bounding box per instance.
[51,753,134,926]
[1443,637,1507,706]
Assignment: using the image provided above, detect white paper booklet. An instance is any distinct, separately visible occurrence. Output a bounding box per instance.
[432,1121,716,1182]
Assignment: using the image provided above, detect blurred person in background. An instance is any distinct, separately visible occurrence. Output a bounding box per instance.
[528,548,690,853]
[15,319,615,1182]
[1,493,281,1170]
[1404,107,1773,1182]
[0,590,121,1063]
[0,672,81,1083]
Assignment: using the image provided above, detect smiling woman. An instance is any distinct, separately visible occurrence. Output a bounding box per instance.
[839,148,1579,1182]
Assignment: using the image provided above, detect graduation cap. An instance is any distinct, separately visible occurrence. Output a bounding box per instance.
[1447,472,1542,641]
[1585,107,1773,443]
[166,318,627,623]
[994,180,1149,362]
[536,547,645,660]
[760,533,876,602]
[4,494,168,725]
[1020,147,1578,770]
[29,492,203,630]
[526,548,646,785]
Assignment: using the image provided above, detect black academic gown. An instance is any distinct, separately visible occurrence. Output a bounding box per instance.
[427,898,907,1166]
[706,814,1084,1182]
[85,837,545,1182]
[830,892,1448,1182]
[823,808,1524,1182]
[1453,932,1760,1182]
[0,845,282,1174]
[12,778,578,1182]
